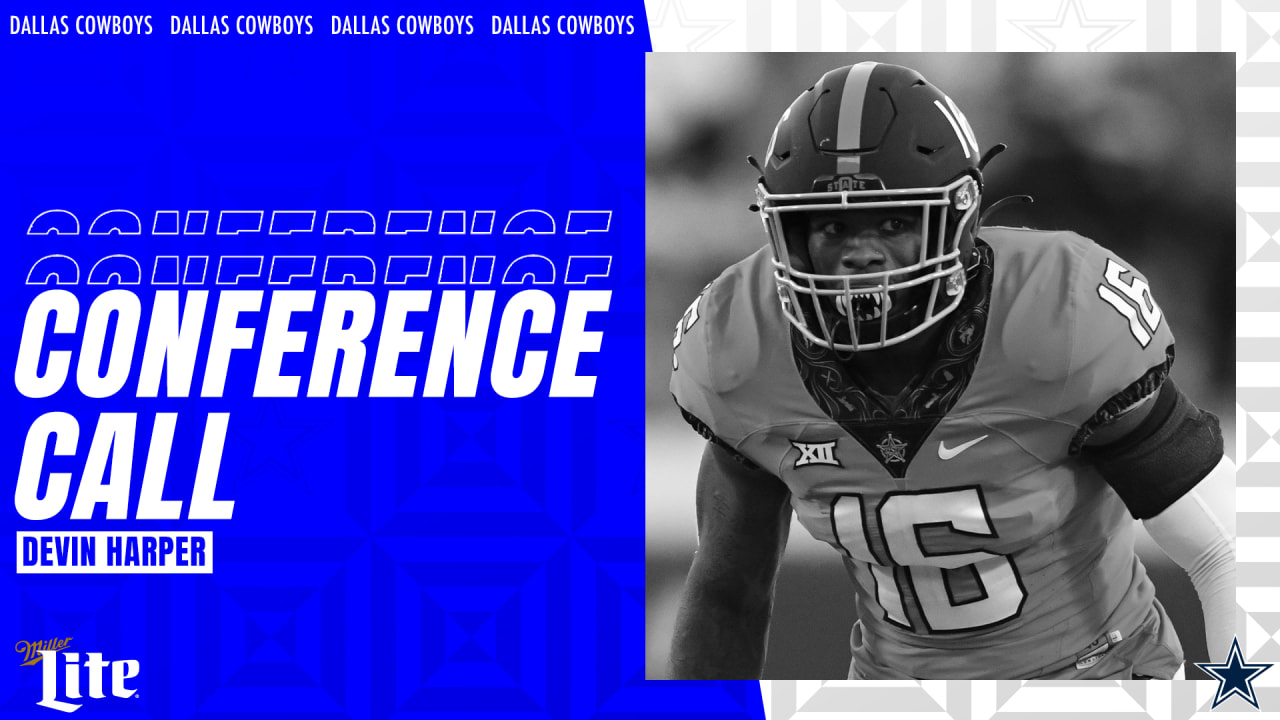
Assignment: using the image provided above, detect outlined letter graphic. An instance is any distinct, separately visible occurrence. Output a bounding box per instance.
[470,210,496,234]
[88,209,142,235]
[565,256,612,284]
[26,255,80,285]
[152,257,181,285]
[386,210,432,234]
[152,211,181,235]
[269,210,316,235]
[28,210,80,235]
[216,256,265,285]
[566,210,611,234]
[217,210,264,235]
[504,209,555,235]
[323,211,376,235]
[469,257,495,284]
[322,256,376,285]
[502,255,556,285]
[184,211,209,235]
[438,256,469,285]
[87,255,143,285]
[439,211,468,234]
[268,256,317,285]
[184,257,209,284]
[385,256,433,285]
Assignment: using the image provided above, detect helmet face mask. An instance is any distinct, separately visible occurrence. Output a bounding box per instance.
[760,176,980,351]
[756,62,985,352]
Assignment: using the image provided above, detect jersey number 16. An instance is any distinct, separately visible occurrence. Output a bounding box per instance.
[1097,258,1162,348]
[831,487,1027,633]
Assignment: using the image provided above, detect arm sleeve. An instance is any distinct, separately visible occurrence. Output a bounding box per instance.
[1143,460,1236,664]
[1081,379,1223,519]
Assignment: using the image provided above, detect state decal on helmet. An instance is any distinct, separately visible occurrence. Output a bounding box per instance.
[751,62,995,352]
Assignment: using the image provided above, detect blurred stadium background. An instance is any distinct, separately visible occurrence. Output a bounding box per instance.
[645,53,1234,680]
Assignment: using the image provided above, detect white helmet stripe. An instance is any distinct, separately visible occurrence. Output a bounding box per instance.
[943,93,980,155]
[836,62,877,174]
[934,99,973,159]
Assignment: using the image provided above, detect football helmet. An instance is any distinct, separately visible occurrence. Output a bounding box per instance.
[754,62,986,352]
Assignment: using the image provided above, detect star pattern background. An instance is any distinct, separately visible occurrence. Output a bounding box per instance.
[1010,0,1132,51]
[0,1,1270,718]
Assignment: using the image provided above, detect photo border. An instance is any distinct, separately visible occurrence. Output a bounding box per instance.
[647,0,1267,715]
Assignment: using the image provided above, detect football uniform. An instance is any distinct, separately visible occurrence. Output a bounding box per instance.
[670,227,1182,679]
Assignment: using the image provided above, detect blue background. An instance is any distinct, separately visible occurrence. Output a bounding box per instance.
[0,3,761,716]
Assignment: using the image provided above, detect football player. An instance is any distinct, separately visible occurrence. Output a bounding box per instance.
[667,62,1235,680]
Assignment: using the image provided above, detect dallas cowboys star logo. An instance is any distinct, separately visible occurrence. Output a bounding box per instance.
[1195,638,1272,709]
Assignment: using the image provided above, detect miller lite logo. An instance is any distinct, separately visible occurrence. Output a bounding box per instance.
[33,648,139,713]
[791,440,841,468]
[15,637,70,666]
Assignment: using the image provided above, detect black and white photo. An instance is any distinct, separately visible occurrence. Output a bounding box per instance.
[646,53,1235,680]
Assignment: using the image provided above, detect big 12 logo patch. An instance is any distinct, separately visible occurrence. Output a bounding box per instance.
[36,649,139,712]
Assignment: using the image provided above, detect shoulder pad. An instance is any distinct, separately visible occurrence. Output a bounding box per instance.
[1061,234,1174,425]
[669,247,779,446]
[983,228,1091,381]
[982,228,1173,425]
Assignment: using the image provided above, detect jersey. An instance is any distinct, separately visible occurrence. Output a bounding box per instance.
[670,227,1178,679]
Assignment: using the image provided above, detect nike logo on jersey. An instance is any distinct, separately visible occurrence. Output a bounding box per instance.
[937,435,989,460]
